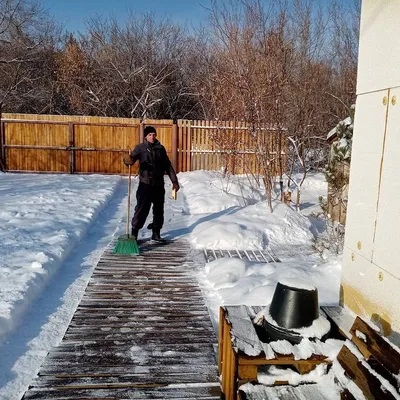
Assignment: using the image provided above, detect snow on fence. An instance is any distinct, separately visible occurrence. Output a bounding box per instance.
[0,114,286,175]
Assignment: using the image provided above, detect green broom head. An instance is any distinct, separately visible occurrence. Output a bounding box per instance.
[113,234,140,255]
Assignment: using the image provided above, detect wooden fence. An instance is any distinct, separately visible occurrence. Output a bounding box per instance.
[0,113,286,175]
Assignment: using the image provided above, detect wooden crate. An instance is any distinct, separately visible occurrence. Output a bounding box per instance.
[219,306,332,400]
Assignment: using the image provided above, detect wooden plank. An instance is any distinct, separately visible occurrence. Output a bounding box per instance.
[51,342,216,354]
[90,270,191,276]
[95,260,191,267]
[239,383,335,400]
[350,316,400,376]
[64,325,214,335]
[81,294,205,302]
[30,373,219,387]
[87,280,199,287]
[218,307,225,375]
[71,310,210,318]
[41,354,217,367]
[91,264,193,270]
[187,120,191,171]
[62,333,216,343]
[82,286,203,293]
[38,363,218,377]
[80,288,204,297]
[97,257,192,263]
[0,119,5,171]
[238,364,257,380]
[89,274,199,287]
[77,293,207,303]
[68,123,75,174]
[23,384,221,399]
[75,304,209,313]
[46,348,216,361]
[337,344,397,400]
[67,322,214,331]
[238,354,326,365]
[101,249,192,256]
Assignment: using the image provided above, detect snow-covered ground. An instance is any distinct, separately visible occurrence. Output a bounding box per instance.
[0,170,341,400]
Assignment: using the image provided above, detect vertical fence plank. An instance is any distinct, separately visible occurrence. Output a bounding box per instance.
[209,120,214,172]
[181,120,186,172]
[198,120,202,170]
[69,123,75,174]
[0,119,5,171]
[186,120,190,172]
[172,121,178,172]
[193,121,196,171]
[199,119,203,170]
[178,120,182,173]
[177,120,183,172]
[193,120,198,171]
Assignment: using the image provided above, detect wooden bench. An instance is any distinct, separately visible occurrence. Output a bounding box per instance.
[219,305,334,400]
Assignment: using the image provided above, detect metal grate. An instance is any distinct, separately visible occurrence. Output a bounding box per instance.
[204,248,279,263]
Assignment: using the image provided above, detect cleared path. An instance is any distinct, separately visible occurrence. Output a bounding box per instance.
[22,239,221,399]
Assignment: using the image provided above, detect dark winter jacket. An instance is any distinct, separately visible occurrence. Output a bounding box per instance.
[130,139,178,186]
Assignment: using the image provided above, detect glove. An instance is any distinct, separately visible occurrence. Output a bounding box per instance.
[123,155,134,166]
[172,182,180,192]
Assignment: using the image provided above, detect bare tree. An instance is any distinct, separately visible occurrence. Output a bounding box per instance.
[54,13,198,119]
[190,0,360,211]
[0,0,61,111]
[193,0,293,211]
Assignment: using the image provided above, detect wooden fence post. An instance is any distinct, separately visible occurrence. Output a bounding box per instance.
[187,120,192,172]
[69,123,75,174]
[172,120,178,172]
[139,120,145,143]
[0,105,5,172]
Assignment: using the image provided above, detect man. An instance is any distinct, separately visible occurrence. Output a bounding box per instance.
[123,126,180,242]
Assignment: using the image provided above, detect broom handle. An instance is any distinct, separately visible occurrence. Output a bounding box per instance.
[126,164,132,235]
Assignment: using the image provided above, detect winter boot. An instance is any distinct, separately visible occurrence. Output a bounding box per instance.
[151,229,166,243]
[131,228,139,240]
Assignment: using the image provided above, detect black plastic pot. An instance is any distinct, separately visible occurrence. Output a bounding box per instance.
[269,281,319,330]
[262,318,303,344]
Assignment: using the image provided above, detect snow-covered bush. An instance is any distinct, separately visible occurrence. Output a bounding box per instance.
[316,105,354,254]
[325,105,354,192]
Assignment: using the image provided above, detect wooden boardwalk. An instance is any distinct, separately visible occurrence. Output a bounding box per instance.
[23,239,221,399]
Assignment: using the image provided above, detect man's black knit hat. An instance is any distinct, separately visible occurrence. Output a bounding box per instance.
[144,126,157,136]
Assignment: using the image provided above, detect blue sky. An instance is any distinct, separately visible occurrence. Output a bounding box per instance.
[41,0,211,33]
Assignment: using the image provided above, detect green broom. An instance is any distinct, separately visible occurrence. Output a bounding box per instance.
[113,164,140,255]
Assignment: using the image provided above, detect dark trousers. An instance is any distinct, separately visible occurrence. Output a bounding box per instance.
[131,182,165,231]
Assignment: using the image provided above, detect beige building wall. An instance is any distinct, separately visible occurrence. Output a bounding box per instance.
[342,0,400,343]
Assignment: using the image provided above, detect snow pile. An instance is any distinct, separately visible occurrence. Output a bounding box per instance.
[0,174,121,341]
[0,170,339,400]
